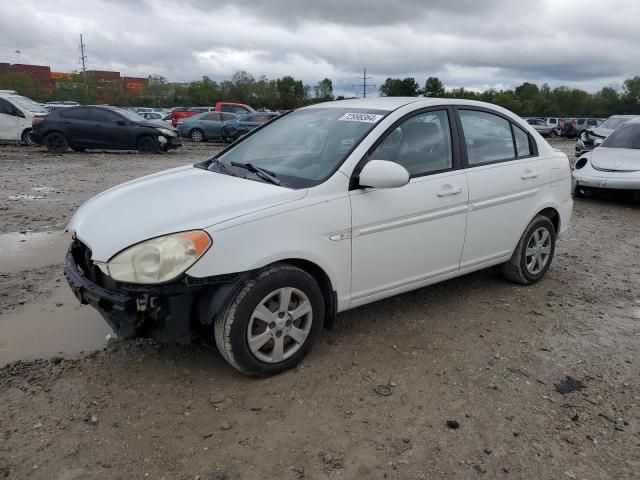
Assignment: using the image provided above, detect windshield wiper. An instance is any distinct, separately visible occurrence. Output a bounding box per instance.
[230,161,281,186]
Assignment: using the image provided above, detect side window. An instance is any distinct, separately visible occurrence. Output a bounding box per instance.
[204,113,220,121]
[587,119,597,126]
[91,109,120,123]
[459,109,516,165]
[369,110,453,177]
[513,125,533,157]
[60,108,91,120]
[221,113,236,121]
[0,98,18,116]
[577,119,585,126]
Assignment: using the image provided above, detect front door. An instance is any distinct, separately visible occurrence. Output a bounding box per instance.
[349,109,468,303]
[0,98,21,141]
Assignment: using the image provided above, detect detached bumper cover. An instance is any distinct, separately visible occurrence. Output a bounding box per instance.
[64,247,139,338]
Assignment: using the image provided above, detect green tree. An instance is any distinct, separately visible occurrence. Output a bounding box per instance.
[277,75,305,109]
[314,78,334,101]
[143,74,169,107]
[379,77,420,96]
[422,76,445,97]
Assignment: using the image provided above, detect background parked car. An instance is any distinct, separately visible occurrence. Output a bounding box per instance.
[138,111,165,121]
[214,101,254,116]
[177,111,240,142]
[525,117,557,137]
[575,114,640,156]
[32,105,181,153]
[0,90,48,145]
[44,101,80,112]
[560,117,602,138]
[220,111,279,140]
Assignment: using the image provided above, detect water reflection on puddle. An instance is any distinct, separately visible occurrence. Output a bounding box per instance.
[0,230,70,273]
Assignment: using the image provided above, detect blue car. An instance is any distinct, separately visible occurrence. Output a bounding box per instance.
[177,112,240,142]
[220,112,280,141]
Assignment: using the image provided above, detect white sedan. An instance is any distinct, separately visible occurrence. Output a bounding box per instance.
[573,118,640,197]
[64,97,573,376]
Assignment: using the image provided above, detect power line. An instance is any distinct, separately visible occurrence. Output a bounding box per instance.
[352,68,376,98]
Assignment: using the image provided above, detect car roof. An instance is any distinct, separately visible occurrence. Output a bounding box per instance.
[302,97,520,113]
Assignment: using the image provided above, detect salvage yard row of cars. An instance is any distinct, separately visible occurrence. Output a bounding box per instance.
[0,90,278,152]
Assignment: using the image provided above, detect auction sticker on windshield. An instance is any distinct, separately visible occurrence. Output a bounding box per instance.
[338,112,384,123]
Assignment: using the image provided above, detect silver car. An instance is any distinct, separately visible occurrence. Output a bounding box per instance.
[575,115,640,156]
[525,118,557,138]
[573,118,640,198]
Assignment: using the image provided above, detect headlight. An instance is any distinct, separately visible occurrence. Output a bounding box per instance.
[107,230,212,284]
[157,127,176,137]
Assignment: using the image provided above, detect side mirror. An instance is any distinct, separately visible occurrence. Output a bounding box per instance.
[115,120,126,126]
[358,160,409,189]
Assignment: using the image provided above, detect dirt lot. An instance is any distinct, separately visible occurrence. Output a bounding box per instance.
[1,140,639,480]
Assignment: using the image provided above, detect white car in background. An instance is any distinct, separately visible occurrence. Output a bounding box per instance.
[64,97,573,376]
[0,90,48,145]
[573,118,640,198]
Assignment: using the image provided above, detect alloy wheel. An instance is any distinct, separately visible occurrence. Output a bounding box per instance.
[525,227,552,275]
[247,287,313,363]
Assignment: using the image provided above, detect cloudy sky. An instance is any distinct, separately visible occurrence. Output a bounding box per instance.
[1,0,639,97]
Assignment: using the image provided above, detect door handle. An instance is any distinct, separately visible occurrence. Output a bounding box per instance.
[521,170,540,179]
[62,121,70,125]
[437,187,462,197]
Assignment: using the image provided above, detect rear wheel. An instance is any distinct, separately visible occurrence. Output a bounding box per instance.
[502,215,556,285]
[548,130,558,139]
[190,129,205,142]
[137,135,158,153]
[21,129,37,146]
[44,132,68,153]
[214,264,325,376]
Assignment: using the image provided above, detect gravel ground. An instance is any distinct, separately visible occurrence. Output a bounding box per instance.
[1,140,640,479]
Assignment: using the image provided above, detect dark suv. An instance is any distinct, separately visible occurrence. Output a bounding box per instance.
[32,106,182,153]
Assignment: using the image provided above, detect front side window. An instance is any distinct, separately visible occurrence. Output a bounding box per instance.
[213,108,386,187]
[601,124,640,149]
[0,98,18,116]
[92,109,121,123]
[587,119,598,126]
[459,110,515,165]
[368,110,452,176]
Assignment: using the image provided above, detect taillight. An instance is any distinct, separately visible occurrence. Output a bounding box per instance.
[32,117,44,127]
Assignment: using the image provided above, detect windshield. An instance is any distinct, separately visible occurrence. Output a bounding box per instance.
[10,95,47,113]
[111,107,145,122]
[600,117,633,130]
[601,124,640,149]
[212,108,387,188]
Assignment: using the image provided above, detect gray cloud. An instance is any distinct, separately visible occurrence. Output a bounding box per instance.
[1,0,639,96]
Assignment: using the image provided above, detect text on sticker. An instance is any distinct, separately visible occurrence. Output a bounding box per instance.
[338,113,384,123]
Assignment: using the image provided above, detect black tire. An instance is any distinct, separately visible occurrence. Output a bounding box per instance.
[21,129,37,146]
[548,130,558,139]
[189,129,205,142]
[44,132,68,153]
[137,135,158,153]
[214,264,325,376]
[502,215,556,285]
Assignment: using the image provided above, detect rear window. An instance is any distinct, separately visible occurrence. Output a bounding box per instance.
[601,124,640,149]
[60,107,92,121]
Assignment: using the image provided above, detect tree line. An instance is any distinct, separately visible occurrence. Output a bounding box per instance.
[3,66,640,116]
[379,76,640,117]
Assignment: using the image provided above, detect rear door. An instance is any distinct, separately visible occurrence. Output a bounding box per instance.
[59,107,95,147]
[350,108,468,303]
[201,113,223,138]
[0,98,22,141]
[456,108,551,268]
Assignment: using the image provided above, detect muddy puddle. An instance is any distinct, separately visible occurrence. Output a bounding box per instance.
[0,230,69,274]
[1,230,110,365]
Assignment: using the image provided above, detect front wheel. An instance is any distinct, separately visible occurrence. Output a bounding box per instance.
[502,215,556,285]
[214,265,325,376]
[137,135,158,153]
[21,129,37,146]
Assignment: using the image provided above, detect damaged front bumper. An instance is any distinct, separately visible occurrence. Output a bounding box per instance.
[63,240,236,342]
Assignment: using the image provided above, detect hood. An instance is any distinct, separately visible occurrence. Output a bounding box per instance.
[590,147,640,172]
[68,166,306,261]
[588,127,614,138]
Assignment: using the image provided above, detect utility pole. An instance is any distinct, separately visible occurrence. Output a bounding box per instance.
[352,68,376,98]
[79,34,88,98]
[14,50,21,63]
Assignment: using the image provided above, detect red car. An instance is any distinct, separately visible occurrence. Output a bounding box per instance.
[171,102,254,127]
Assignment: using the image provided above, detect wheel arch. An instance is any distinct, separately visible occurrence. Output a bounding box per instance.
[534,206,560,237]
